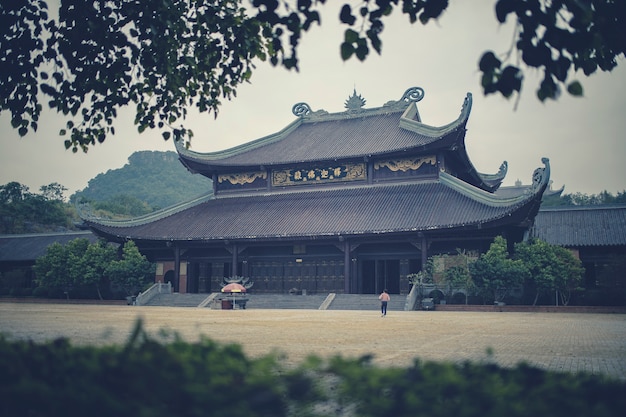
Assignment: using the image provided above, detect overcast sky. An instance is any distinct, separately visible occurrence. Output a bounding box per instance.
[1,1,625,199]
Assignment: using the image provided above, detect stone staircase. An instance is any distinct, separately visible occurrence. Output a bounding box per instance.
[326,294,406,312]
[143,293,212,307]
[142,292,409,311]
[239,294,330,309]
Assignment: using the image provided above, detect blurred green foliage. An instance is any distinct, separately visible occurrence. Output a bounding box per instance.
[1,320,624,417]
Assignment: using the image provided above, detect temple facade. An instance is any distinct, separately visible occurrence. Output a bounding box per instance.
[83,87,550,295]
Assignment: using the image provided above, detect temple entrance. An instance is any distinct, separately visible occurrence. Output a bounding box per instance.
[284,260,318,294]
[164,270,177,292]
[361,260,400,294]
[185,262,214,293]
[187,263,199,293]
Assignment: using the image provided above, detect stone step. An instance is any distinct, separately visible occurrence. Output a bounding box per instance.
[240,294,329,310]
[144,293,211,307]
[327,294,406,312]
[143,292,408,310]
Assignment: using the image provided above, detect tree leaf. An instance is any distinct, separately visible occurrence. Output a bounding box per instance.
[479,51,501,73]
[340,42,354,60]
[567,81,583,97]
[340,4,356,25]
[495,0,515,23]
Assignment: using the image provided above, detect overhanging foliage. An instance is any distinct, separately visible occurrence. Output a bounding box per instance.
[2,1,624,151]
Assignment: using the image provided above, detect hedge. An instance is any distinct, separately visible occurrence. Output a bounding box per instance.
[1,320,624,417]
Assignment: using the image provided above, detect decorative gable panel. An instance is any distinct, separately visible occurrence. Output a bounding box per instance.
[272,162,366,187]
[374,156,438,181]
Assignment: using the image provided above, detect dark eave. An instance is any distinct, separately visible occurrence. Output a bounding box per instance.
[84,159,550,244]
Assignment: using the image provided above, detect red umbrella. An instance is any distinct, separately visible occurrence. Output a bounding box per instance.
[221,283,247,293]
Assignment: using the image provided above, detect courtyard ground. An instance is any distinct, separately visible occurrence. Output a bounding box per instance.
[1,303,625,381]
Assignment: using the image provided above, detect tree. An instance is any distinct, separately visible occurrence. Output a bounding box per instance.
[0,182,31,204]
[39,182,67,202]
[106,241,155,297]
[514,238,559,305]
[469,236,529,304]
[91,195,155,219]
[443,251,477,305]
[432,250,477,304]
[2,1,624,151]
[1,0,269,151]
[514,238,584,305]
[34,238,91,298]
[0,181,74,233]
[551,245,585,306]
[33,237,151,299]
[69,240,117,300]
[541,189,626,206]
[70,151,212,210]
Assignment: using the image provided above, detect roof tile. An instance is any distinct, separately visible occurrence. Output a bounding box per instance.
[88,182,533,242]
[532,206,626,246]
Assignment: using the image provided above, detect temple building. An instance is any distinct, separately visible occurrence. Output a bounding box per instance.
[83,87,550,295]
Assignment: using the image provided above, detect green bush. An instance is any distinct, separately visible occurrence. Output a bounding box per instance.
[1,321,624,417]
[31,286,48,298]
[0,321,289,417]
[324,356,626,417]
[8,287,32,297]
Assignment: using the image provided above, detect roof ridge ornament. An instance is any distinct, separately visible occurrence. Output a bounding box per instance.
[344,88,367,111]
[382,86,425,109]
[292,102,312,117]
[527,157,551,194]
[400,87,425,103]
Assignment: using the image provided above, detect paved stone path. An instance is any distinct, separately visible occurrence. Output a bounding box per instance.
[1,303,624,381]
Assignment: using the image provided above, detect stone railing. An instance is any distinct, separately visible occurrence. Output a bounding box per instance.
[404,284,440,310]
[318,293,336,310]
[404,285,419,311]
[135,282,172,306]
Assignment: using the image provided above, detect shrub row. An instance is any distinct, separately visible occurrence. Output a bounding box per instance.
[1,321,624,417]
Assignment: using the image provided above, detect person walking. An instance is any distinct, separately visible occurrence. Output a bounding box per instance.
[379,289,390,317]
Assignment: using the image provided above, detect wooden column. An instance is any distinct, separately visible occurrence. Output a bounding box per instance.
[344,239,351,293]
[174,245,180,293]
[420,233,428,269]
[231,243,238,277]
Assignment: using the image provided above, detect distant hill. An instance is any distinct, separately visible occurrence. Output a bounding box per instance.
[70,151,212,209]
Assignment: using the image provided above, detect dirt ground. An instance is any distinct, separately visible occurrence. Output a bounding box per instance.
[1,303,625,380]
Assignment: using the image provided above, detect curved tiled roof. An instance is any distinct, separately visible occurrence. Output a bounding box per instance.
[176,88,474,170]
[85,88,552,243]
[532,205,626,247]
[0,231,99,263]
[85,160,549,243]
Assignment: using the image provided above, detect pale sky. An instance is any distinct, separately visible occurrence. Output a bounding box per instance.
[1,1,625,199]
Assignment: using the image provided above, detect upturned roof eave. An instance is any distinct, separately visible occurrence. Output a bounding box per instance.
[83,159,550,244]
[78,192,214,228]
[176,89,475,173]
[439,157,550,208]
[398,92,472,136]
[175,117,304,173]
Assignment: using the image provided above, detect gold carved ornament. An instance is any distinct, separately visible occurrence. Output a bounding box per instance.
[374,156,436,172]
[218,171,267,185]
